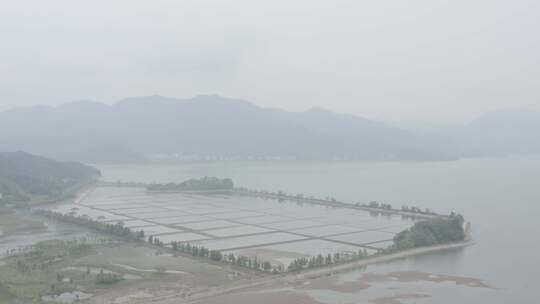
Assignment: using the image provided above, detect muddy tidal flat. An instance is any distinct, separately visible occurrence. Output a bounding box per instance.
[180,270,493,304]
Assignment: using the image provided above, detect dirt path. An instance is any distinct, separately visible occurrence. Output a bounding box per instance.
[109,262,188,275]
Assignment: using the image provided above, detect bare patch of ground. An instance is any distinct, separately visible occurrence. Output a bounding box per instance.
[81,243,264,304]
[299,275,371,293]
[190,290,325,304]
[295,270,491,296]
[365,271,492,289]
[113,291,153,304]
[370,293,431,304]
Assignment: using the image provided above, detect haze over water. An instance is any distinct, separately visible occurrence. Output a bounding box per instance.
[99,156,540,303]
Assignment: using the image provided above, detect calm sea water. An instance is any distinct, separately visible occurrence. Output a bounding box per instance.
[98,157,540,303]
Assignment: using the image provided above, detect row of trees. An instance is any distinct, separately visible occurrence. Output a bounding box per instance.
[147,235,165,247]
[168,241,279,272]
[400,205,436,215]
[236,187,339,205]
[169,239,374,274]
[170,242,213,258]
[288,249,370,272]
[15,259,52,273]
[238,188,442,218]
[358,201,394,210]
[34,209,146,241]
[357,201,438,216]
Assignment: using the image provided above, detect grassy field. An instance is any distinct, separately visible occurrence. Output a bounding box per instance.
[77,243,249,289]
[1,240,86,302]
[0,239,127,303]
[0,283,16,303]
[0,210,46,237]
[0,238,253,303]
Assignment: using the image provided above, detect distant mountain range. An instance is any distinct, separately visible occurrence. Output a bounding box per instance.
[396,110,540,157]
[455,110,540,157]
[0,95,538,162]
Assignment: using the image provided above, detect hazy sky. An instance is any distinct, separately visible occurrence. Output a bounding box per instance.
[1,0,539,122]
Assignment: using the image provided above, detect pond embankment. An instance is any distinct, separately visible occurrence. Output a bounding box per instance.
[289,240,474,281]
[234,188,443,220]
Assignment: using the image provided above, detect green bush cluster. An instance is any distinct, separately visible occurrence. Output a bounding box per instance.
[392,213,465,249]
[147,177,234,191]
[95,269,123,285]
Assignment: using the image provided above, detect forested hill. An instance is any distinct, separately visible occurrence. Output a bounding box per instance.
[0,151,101,204]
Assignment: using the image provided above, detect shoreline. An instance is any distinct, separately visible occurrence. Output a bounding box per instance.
[140,240,474,304]
[288,240,474,281]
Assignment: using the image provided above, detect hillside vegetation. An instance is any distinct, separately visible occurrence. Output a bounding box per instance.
[392,213,465,249]
[0,151,100,204]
